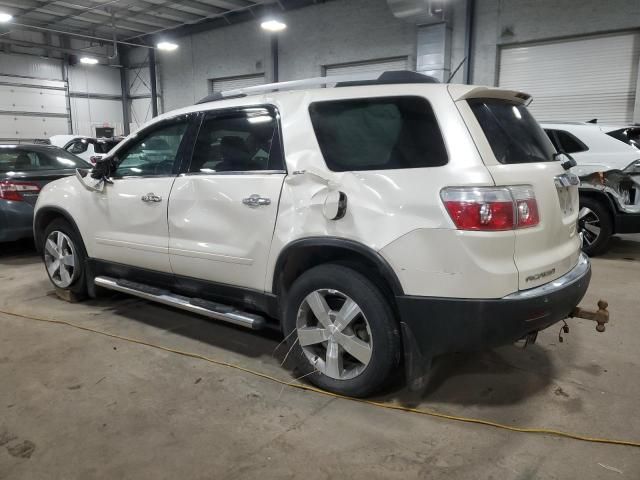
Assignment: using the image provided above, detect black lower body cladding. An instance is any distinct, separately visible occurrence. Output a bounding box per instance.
[396,254,591,381]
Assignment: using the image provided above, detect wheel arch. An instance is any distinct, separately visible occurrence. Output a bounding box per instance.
[578,188,617,232]
[34,206,84,253]
[272,237,404,304]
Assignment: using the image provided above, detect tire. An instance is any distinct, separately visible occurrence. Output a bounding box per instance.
[578,197,613,256]
[282,264,401,397]
[41,218,88,296]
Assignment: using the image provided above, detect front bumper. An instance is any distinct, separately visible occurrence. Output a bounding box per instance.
[396,253,591,369]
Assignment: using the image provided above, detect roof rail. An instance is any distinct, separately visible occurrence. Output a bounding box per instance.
[195,70,438,105]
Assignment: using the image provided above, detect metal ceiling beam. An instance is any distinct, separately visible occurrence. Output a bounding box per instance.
[0,36,111,58]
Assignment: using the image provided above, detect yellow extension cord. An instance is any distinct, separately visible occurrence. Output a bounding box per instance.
[2,307,639,450]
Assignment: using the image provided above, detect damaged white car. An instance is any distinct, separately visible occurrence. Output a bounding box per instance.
[543,122,640,255]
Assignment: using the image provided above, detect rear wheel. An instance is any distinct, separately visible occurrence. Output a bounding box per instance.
[283,264,401,397]
[578,197,613,256]
[42,218,88,296]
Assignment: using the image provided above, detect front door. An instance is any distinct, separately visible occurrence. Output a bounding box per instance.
[168,107,286,291]
[91,117,191,273]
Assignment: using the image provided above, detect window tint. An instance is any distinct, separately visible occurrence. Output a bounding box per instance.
[553,130,588,154]
[308,96,447,172]
[115,122,187,177]
[468,99,555,164]
[189,108,283,173]
[0,147,91,172]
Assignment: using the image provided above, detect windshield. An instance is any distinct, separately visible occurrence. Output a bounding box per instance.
[468,98,556,164]
[0,146,92,172]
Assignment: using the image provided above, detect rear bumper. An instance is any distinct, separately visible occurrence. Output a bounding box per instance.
[396,253,591,363]
[0,200,34,242]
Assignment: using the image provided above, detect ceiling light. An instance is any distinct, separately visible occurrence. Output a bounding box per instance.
[0,12,13,23]
[157,41,178,51]
[261,19,286,32]
[80,57,99,65]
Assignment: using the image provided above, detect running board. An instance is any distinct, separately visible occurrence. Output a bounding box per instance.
[94,276,265,330]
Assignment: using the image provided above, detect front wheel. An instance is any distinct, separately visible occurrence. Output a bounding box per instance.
[578,197,613,256]
[283,264,401,397]
[42,218,88,296]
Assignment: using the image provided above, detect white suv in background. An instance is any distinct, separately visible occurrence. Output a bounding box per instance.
[34,72,592,397]
[543,122,640,255]
[50,135,123,164]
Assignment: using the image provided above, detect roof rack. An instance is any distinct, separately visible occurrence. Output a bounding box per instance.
[196,70,438,105]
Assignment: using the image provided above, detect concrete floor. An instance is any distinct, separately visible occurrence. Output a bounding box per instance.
[1,237,639,479]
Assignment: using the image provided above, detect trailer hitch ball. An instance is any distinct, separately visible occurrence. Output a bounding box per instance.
[570,300,609,332]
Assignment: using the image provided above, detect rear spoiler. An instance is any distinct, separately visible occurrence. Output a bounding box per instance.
[448,85,532,106]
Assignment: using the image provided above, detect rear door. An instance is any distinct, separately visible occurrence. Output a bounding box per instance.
[168,106,286,291]
[456,91,581,290]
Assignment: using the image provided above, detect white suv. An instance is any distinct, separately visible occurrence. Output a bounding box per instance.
[542,122,640,255]
[34,72,592,397]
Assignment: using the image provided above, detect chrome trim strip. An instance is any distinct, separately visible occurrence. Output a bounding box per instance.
[503,253,590,300]
[94,276,264,329]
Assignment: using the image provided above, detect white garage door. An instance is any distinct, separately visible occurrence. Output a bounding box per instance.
[209,74,265,95]
[324,57,409,77]
[499,33,640,123]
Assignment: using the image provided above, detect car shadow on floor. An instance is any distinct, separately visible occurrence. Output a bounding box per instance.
[0,240,38,265]
[600,234,640,261]
[87,291,558,409]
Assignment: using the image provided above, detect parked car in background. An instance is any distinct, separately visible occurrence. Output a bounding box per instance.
[0,145,91,242]
[543,122,640,255]
[49,135,123,164]
[33,72,594,397]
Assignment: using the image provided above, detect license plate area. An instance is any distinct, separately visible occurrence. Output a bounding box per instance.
[555,174,579,217]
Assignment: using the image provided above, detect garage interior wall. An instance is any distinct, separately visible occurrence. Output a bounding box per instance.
[68,64,125,137]
[0,52,68,143]
[125,47,158,132]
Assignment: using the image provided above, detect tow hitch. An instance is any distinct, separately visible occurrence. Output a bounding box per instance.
[570,300,610,332]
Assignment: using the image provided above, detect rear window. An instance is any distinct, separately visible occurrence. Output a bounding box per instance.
[308,96,448,172]
[0,147,91,172]
[468,98,555,164]
[606,127,640,149]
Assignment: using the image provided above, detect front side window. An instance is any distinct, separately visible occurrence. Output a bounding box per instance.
[188,108,283,173]
[468,98,555,164]
[308,96,448,172]
[114,121,188,177]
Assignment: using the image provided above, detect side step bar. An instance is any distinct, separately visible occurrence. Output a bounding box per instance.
[94,276,265,330]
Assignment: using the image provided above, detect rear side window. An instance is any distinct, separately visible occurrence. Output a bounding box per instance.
[0,148,90,172]
[308,96,448,172]
[468,99,555,164]
[544,129,588,154]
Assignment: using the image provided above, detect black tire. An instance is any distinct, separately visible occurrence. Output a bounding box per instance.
[282,264,401,397]
[578,197,613,256]
[41,218,88,296]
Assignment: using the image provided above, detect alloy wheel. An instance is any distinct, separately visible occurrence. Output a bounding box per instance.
[296,289,373,380]
[44,230,77,288]
[578,207,601,247]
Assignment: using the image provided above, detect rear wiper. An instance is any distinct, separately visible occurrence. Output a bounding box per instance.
[553,151,577,170]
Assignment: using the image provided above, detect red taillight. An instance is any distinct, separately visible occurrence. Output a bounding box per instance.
[0,180,41,202]
[441,186,539,231]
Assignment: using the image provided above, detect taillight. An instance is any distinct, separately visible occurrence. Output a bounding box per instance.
[0,180,41,201]
[441,186,540,231]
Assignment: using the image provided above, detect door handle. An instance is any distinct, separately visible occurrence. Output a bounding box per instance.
[242,194,271,208]
[141,193,162,203]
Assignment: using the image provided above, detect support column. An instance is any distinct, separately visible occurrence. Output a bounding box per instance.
[148,48,158,118]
